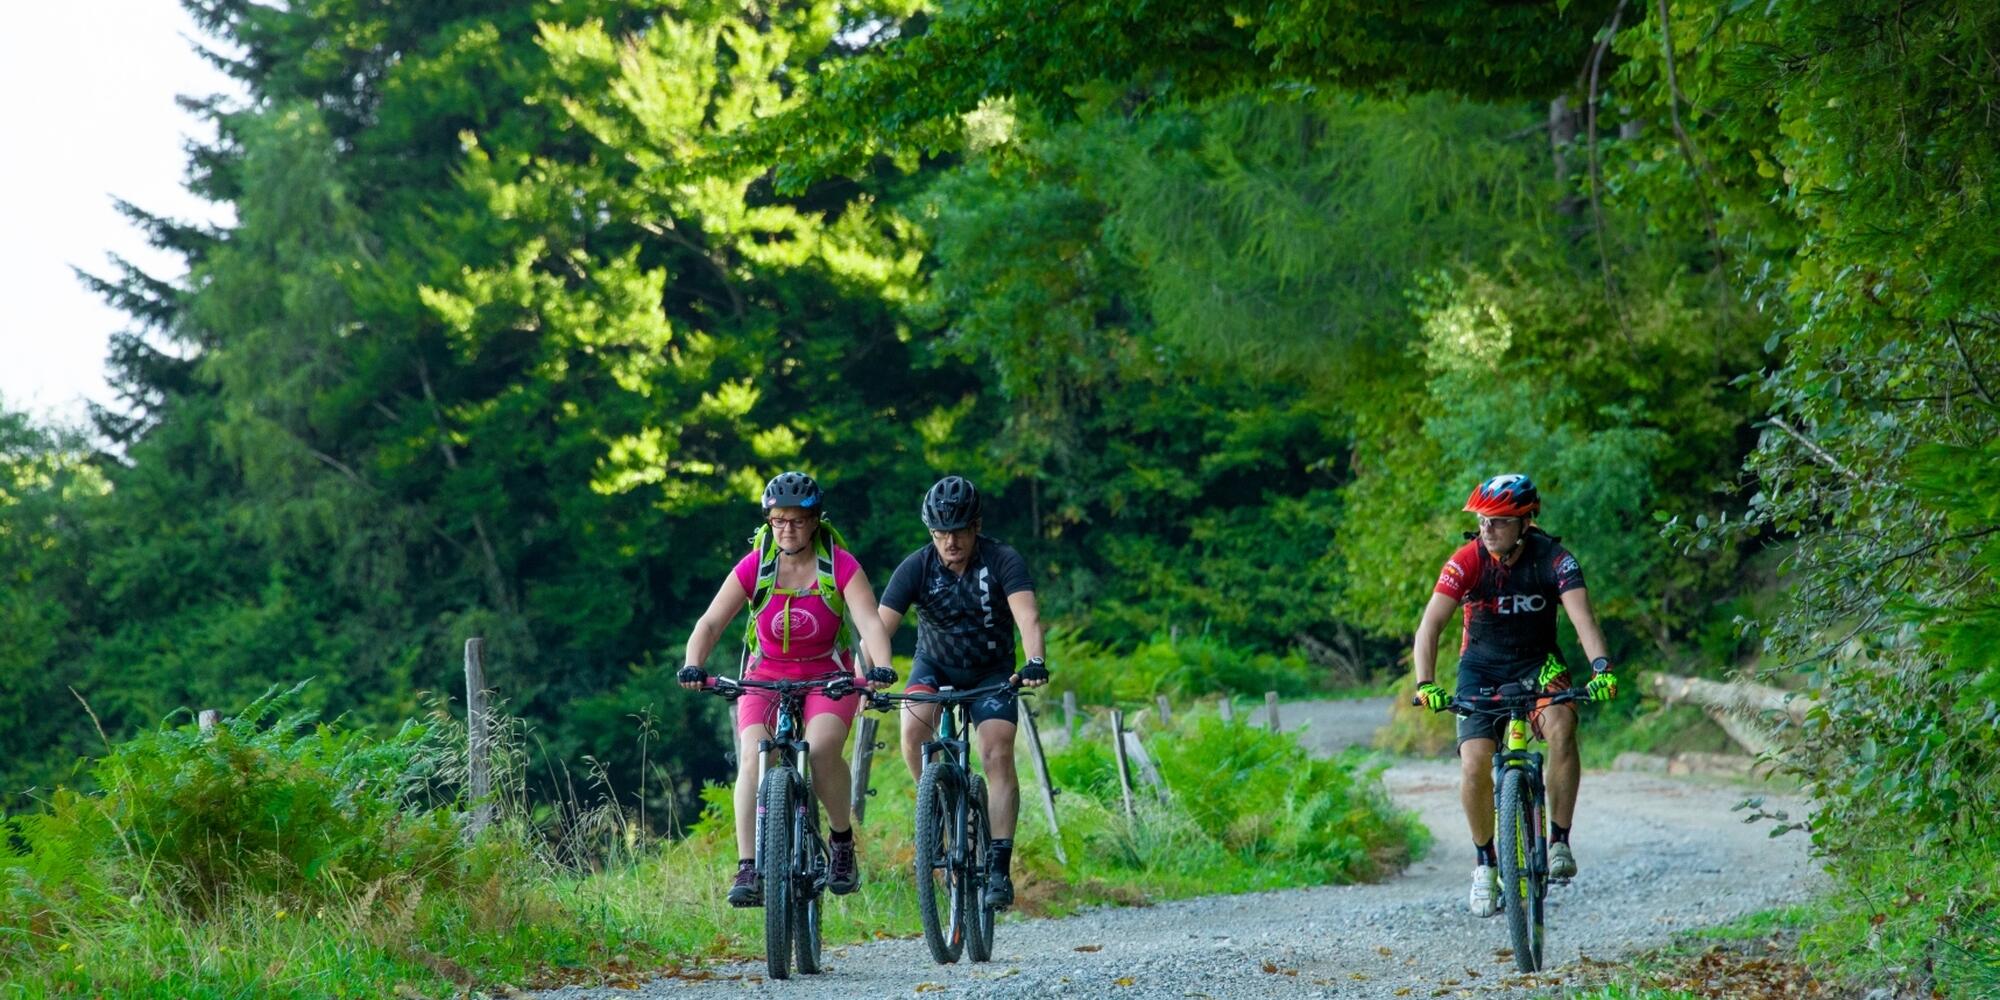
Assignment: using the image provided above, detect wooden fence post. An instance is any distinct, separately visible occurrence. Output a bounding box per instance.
[1062,691,1078,738]
[1218,698,1234,724]
[1121,730,1169,801]
[198,709,219,734]
[1018,701,1068,865]
[1109,708,1136,824]
[466,637,494,838]
[849,715,879,824]
[1265,691,1281,732]
[1155,695,1173,729]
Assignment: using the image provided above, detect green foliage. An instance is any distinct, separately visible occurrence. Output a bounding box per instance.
[2,686,462,920]
[739,0,1621,187]
[1794,840,2000,1000]
[1148,716,1425,877]
[1051,632,1327,706]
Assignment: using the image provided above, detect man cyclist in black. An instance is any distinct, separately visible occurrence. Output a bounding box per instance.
[1411,473,1617,917]
[877,475,1049,909]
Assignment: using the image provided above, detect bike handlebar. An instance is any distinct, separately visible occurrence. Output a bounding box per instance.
[864,679,1028,712]
[1413,684,1589,715]
[700,674,868,701]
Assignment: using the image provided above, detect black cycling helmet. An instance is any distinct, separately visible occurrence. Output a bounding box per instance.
[762,471,823,511]
[921,475,982,531]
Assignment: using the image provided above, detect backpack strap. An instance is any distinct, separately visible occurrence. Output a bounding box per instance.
[743,520,855,661]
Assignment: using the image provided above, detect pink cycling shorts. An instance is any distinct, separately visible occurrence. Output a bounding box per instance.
[735,655,860,734]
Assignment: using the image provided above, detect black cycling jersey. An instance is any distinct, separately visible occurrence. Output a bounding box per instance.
[879,536,1034,676]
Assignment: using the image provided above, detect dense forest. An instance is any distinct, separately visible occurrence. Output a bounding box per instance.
[2,0,1995,984]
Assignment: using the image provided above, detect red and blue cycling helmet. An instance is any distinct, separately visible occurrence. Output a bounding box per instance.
[1464,473,1540,518]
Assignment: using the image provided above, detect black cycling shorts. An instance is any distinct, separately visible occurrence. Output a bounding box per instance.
[1455,673,1575,748]
[905,656,1018,727]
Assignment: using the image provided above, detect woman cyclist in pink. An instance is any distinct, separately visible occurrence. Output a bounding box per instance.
[677,472,898,906]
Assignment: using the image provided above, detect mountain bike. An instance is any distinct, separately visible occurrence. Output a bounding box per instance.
[1418,681,1589,973]
[867,680,1023,964]
[701,674,860,980]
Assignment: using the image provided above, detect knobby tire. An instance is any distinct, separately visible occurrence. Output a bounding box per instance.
[1496,769,1542,972]
[759,768,796,980]
[792,789,824,975]
[914,765,964,964]
[966,774,994,962]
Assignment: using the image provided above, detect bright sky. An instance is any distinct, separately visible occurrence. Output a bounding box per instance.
[0,3,240,427]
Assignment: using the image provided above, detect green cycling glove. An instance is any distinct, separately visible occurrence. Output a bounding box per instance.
[1417,681,1450,711]
[1586,659,1618,702]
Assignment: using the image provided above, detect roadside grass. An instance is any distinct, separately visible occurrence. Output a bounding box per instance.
[1567,852,2000,1000]
[0,692,1426,997]
[1792,838,2000,1000]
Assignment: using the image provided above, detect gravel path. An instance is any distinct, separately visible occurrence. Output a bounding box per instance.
[540,699,1821,1000]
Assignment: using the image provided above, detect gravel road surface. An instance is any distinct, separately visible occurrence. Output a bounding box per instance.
[540,698,1820,1000]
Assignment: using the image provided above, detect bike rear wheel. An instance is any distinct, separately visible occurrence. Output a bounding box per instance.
[965,774,994,962]
[914,765,964,964]
[1495,769,1543,972]
[792,797,824,975]
[759,768,796,980]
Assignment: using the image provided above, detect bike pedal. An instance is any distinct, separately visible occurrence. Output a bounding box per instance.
[1549,876,1573,886]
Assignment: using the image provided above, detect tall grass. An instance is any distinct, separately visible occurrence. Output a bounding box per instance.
[0,690,1425,997]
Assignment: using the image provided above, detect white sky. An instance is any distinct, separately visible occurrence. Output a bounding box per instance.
[0,3,240,427]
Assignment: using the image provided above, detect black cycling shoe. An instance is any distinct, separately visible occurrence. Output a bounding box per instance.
[728,865,762,907]
[828,838,859,895]
[985,870,1015,910]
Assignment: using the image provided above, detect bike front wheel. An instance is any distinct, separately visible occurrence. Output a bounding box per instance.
[792,791,824,975]
[914,765,964,964]
[965,774,994,962]
[1495,768,1543,972]
[759,768,797,980]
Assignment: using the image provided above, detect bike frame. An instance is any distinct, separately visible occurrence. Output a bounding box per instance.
[1491,709,1549,884]
[755,685,816,878]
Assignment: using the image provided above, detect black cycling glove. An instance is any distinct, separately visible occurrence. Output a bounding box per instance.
[676,666,706,685]
[1019,657,1050,683]
[866,666,898,686]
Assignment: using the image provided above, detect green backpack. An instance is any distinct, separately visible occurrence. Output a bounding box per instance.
[742,519,853,662]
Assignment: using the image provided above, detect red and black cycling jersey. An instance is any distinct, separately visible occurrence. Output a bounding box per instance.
[1434,528,1585,686]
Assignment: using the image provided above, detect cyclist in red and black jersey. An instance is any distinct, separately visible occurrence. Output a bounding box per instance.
[1411,474,1618,917]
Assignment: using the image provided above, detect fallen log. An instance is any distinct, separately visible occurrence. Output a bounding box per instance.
[1704,707,1780,758]
[1666,751,1766,779]
[1650,673,1810,725]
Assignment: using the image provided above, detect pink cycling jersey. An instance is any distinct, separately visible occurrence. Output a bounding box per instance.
[732,546,861,664]
[731,546,863,733]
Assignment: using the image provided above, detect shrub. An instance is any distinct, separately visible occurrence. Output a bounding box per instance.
[1,685,467,926]
[1052,630,1328,706]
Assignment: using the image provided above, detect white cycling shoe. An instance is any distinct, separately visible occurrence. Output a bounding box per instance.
[1469,864,1499,917]
[1549,842,1578,880]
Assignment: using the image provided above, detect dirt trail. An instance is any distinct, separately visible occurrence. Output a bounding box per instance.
[539,698,1821,1000]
